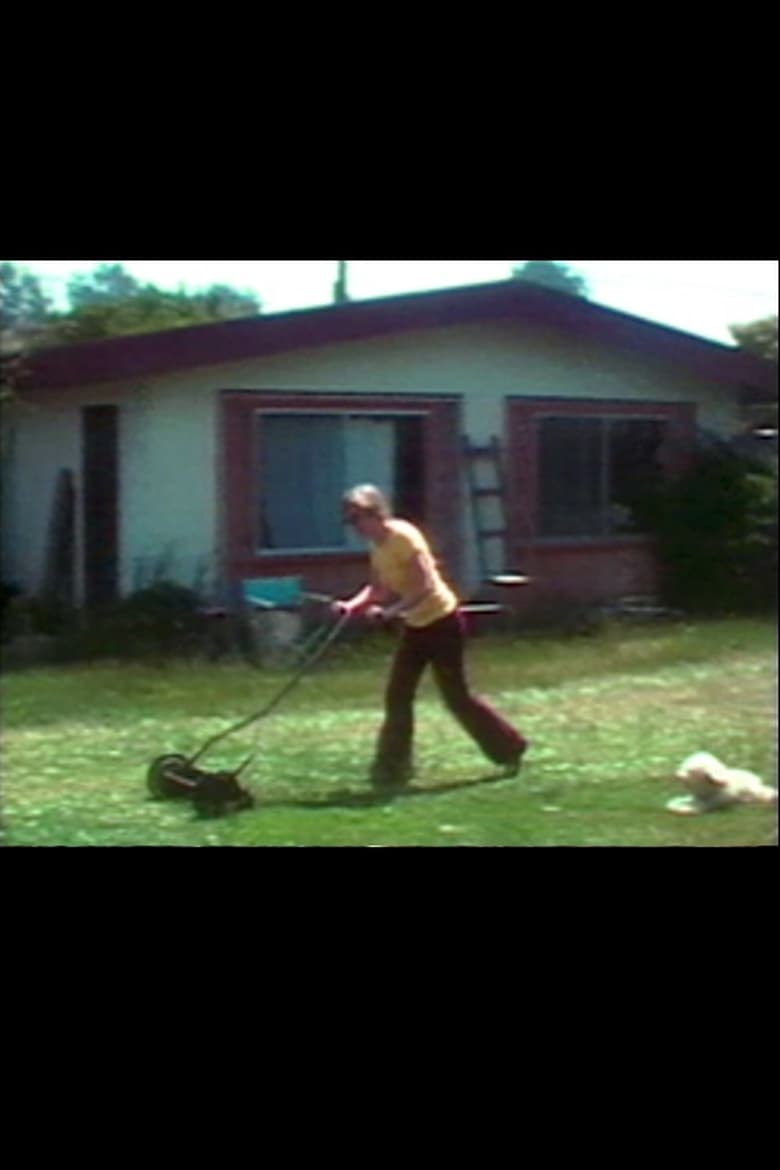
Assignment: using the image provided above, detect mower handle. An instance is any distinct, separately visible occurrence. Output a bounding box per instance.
[186,608,353,768]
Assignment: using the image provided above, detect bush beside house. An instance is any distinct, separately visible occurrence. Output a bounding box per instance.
[635,448,777,615]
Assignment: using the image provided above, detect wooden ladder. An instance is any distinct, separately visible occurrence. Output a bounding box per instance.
[463,435,509,580]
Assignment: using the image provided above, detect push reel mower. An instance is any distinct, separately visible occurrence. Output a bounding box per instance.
[146,607,353,817]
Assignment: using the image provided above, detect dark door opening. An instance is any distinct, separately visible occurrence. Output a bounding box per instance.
[82,405,119,607]
[394,416,426,525]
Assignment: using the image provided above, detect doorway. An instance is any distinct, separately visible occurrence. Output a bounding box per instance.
[82,405,119,606]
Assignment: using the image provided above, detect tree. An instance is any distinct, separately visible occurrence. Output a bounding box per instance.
[67,263,144,309]
[1,262,57,399]
[512,260,589,297]
[1,264,59,577]
[730,316,778,432]
[190,283,263,320]
[729,315,778,364]
[0,262,54,332]
[50,263,263,344]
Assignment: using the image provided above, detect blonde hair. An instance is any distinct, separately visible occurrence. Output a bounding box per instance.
[343,484,392,519]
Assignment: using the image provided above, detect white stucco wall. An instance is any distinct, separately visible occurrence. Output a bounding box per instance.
[2,380,217,603]
[2,317,748,602]
[121,379,218,596]
[188,318,743,435]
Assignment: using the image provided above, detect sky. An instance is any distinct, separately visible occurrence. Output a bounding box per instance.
[10,259,778,347]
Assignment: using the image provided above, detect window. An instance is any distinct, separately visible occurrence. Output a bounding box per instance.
[257,412,425,551]
[538,415,669,538]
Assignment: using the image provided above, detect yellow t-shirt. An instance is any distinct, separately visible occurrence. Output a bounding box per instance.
[370,519,458,628]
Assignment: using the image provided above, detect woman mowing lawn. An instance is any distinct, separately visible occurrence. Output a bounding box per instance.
[333,484,528,791]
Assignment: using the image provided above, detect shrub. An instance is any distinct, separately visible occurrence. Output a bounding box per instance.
[634,448,777,614]
[60,582,205,661]
[1,588,75,643]
[0,582,23,641]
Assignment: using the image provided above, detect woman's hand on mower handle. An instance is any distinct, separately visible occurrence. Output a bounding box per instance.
[331,584,378,620]
[332,599,384,621]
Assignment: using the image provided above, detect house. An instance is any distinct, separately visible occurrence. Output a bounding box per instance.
[2,279,775,613]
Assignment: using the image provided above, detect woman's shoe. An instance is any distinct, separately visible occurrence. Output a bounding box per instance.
[501,739,529,777]
[369,762,415,792]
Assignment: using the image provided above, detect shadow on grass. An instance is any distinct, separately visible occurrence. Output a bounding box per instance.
[251,769,518,811]
[146,768,526,818]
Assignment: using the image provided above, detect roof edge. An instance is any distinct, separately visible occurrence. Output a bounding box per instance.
[17,278,778,394]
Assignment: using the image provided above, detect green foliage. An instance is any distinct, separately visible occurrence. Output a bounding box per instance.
[1,262,57,397]
[0,581,22,636]
[1,592,73,640]
[66,263,144,309]
[2,580,212,665]
[51,263,262,344]
[0,262,54,331]
[2,261,264,351]
[512,260,589,297]
[58,582,205,661]
[729,315,778,364]
[730,317,778,429]
[634,448,777,614]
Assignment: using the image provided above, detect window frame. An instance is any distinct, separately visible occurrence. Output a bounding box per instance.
[221,390,462,584]
[506,397,696,552]
[536,411,672,540]
[254,407,429,556]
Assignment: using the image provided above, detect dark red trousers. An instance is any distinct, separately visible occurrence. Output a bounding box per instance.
[373,610,526,776]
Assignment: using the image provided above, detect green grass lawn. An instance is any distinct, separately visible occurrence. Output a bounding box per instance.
[1,618,777,847]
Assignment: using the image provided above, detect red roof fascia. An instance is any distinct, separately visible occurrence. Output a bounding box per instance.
[18,280,777,396]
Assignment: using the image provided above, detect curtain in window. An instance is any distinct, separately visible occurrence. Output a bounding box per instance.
[260,415,397,550]
[261,416,345,549]
[539,416,669,538]
[343,418,396,549]
[539,418,602,537]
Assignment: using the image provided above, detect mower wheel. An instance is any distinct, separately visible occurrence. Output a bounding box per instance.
[147,754,198,800]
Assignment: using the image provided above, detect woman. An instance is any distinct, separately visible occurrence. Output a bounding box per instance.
[334,485,528,791]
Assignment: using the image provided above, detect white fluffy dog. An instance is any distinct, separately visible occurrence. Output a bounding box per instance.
[667,752,778,815]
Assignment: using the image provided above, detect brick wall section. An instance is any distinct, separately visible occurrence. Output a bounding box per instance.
[505,397,696,605]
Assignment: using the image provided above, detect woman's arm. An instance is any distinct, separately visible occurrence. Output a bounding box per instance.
[333,571,390,616]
